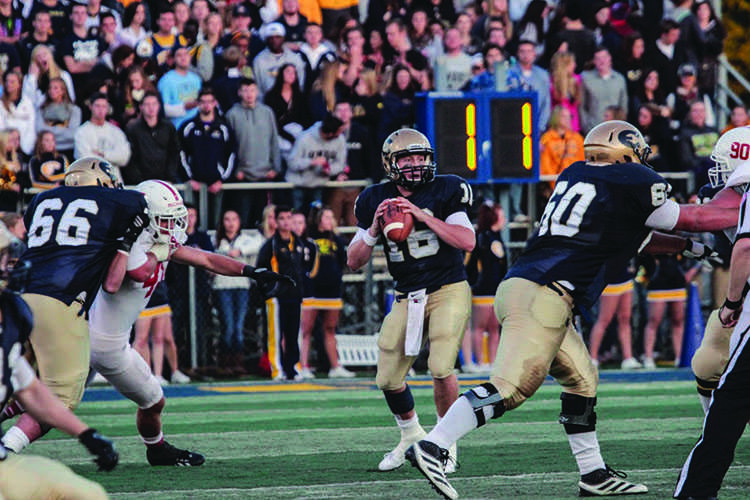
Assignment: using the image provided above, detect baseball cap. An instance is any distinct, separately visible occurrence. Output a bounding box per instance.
[678,63,697,77]
[263,22,286,39]
[232,3,250,17]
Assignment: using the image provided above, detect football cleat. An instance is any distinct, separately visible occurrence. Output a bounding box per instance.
[146,441,205,467]
[444,443,458,474]
[579,465,647,496]
[378,426,426,471]
[406,440,457,500]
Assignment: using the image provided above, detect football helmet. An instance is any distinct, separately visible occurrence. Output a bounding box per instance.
[0,222,29,293]
[709,126,750,187]
[382,128,436,189]
[64,156,122,188]
[583,120,652,166]
[135,180,188,246]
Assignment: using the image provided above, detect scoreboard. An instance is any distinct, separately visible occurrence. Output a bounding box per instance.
[416,91,539,183]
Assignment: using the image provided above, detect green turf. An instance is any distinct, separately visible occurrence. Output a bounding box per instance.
[20,378,750,499]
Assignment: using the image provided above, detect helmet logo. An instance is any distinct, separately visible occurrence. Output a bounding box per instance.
[618,129,640,149]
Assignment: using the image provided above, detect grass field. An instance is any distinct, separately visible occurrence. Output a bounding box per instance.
[21,371,750,499]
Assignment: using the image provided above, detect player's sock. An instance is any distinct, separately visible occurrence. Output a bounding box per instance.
[698,393,711,414]
[141,431,164,448]
[396,414,423,440]
[0,400,24,422]
[567,431,606,475]
[2,426,30,453]
[425,396,477,449]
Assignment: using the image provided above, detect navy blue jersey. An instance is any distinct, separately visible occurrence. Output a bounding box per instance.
[21,186,148,307]
[310,231,346,297]
[355,175,472,293]
[468,229,507,296]
[506,161,670,308]
[0,292,33,409]
[604,259,634,285]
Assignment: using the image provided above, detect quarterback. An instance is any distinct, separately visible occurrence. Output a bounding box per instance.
[405,121,740,499]
[347,128,475,473]
[3,157,149,454]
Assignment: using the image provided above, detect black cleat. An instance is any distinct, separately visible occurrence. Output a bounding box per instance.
[146,441,205,467]
[579,465,647,496]
[405,440,457,499]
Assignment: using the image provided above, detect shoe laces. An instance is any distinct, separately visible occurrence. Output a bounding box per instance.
[605,465,627,479]
[438,447,460,471]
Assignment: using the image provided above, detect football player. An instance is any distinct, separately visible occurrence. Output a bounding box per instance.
[85,179,293,466]
[405,120,740,500]
[2,157,149,454]
[347,128,475,473]
[674,158,750,499]
[0,221,118,499]
[690,126,750,413]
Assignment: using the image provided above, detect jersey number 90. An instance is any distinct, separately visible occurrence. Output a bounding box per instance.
[27,198,99,248]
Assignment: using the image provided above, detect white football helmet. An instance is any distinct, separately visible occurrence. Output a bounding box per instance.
[709,126,750,187]
[135,180,188,246]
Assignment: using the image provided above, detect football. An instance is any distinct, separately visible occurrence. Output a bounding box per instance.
[379,200,414,243]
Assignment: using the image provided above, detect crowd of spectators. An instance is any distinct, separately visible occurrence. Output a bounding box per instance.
[0,0,732,229]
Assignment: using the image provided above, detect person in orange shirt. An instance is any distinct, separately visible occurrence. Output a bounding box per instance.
[539,105,584,198]
[721,104,750,134]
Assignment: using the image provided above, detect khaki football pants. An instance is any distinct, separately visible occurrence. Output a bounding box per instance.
[376,281,471,390]
[692,309,733,386]
[0,454,108,499]
[23,294,90,410]
[491,278,598,410]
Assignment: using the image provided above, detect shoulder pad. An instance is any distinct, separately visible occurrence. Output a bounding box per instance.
[725,160,750,189]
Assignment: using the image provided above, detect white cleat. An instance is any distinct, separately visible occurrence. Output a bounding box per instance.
[377,427,427,471]
[171,370,191,384]
[579,465,648,496]
[405,440,458,500]
[155,375,169,387]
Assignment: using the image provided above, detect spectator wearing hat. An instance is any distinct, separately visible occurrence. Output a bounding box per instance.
[666,62,715,132]
[645,19,690,96]
[579,46,627,135]
[125,90,180,183]
[59,2,107,99]
[225,77,281,228]
[277,0,308,50]
[157,45,202,129]
[253,22,307,97]
[434,27,472,92]
[73,92,131,182]
[219,3,264,58]
[287,114,347,210]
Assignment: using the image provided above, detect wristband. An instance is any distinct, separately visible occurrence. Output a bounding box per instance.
[724,297,743,310]
[362,230,378,247]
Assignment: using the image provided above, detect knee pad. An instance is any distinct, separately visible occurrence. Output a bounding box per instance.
[462,382,506,427]
[383,385,415,415]
[559,393,597,434]
[695,376,719,398]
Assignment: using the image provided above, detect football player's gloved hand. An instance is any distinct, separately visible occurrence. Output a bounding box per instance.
[242,266,296,297]
[118,211,149,253]
[682,238,723,267]
[78,428,119,471]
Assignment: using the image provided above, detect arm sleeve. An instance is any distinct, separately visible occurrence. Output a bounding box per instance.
[444,178,473,215]
[445,211,474,232]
